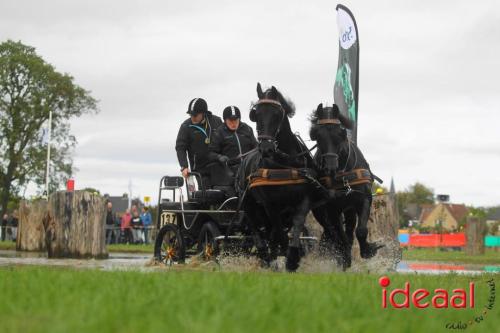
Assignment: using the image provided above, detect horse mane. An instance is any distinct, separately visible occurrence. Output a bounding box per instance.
[259,86,296,118]
[308,108,320,127]
[308,105,353,130]
[274,89,296,118]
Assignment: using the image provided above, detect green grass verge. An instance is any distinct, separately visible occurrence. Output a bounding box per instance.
[0,241,154,253]
[402,248,500,265]
[0,240,16,250]
[0,266,497,333]
[107,243,154,253]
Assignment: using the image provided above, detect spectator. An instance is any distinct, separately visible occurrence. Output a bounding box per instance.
[130,210,144,244]
[1,213,7,241]
[9,210,18,242]
[120,209,133,244]
[141,207,152,244]
[105,202,116,244]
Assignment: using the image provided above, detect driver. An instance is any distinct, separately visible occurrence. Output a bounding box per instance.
[209,105,257,175]
[175,98,222,188]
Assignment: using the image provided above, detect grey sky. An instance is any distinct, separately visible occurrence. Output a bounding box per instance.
[1,0,499,206]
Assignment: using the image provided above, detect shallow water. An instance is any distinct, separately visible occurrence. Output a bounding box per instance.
[0,249,498,274]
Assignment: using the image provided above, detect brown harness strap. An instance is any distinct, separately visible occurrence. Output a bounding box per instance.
[248,168,309,189]
[320,168,372,190]
[317,119,341,125]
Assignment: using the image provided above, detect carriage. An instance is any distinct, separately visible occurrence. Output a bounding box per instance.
[154,162,249,264]
[153,161,317,265]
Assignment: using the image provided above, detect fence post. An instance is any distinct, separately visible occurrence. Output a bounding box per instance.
[465,217,486,255]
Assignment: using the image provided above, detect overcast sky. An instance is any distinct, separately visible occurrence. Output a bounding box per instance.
[1,0,499,206]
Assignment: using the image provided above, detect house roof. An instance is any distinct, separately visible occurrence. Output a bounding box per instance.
[487,207,500,220]
[444,204,468,222]
[419,204,434,222]
[419,203,468,223]
[106,196,129,214]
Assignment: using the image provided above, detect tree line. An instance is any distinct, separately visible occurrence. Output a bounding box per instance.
[0,40,97,216]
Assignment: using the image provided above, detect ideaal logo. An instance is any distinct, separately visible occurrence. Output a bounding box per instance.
[378,277,496,330]
[378,276,474,309]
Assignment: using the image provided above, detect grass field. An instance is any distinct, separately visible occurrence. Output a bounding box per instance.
[0,266,497,333]
[107,243,154,253]
[402,248,499,265]
[0,241,154,254]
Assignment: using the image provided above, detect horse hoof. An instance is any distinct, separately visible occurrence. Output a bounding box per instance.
[286,247,300,272]
[360,242,384,259]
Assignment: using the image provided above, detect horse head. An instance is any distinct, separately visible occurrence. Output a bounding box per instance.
[250,83,295,157]
[309,103,353,176]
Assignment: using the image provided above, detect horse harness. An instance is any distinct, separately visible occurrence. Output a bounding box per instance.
[320,168,372,194]
[248,168,316,189]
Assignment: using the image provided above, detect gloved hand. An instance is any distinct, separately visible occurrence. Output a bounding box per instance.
[218,155,229,163]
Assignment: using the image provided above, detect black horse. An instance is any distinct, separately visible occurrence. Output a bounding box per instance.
[237,83,317,271]
[310,103,383,269]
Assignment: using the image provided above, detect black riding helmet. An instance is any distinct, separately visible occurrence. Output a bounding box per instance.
[187,98,208,115]
[222,105,241,120]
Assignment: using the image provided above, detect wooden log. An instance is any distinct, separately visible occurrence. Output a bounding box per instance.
[46,191,108,259]
[465,217,486,255]
[16,200,48,252]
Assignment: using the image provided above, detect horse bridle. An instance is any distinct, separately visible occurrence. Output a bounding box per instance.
[316,117,342,172]
[253,98,286,142]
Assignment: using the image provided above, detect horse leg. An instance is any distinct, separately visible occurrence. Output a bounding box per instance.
[327,205,351,270]
[245,198,270,265]
[343,207,356,248]
[286,196,310,272]
[264,205,285,262]
[355,197,383,259]
[313,206,334,256]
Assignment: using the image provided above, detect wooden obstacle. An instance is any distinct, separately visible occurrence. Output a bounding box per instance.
[465,217,486,255]
[45,191,108,259]
[16,200,48,252]
[16,191,108,259]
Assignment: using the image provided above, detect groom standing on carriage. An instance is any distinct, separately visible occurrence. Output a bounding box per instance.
[175,98,223,187]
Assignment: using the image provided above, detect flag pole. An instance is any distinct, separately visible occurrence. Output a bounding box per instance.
[44,110,52,199]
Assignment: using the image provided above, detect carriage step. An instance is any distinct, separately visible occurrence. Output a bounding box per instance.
[214,235,251,241]
[299,236,318,242]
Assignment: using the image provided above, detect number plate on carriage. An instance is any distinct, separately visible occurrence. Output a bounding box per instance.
[160,212,177,226]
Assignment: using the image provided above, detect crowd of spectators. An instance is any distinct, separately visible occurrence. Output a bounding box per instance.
[0,210,18,242]
[105,202,153,245]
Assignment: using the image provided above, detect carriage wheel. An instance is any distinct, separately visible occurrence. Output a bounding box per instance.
[196,221,221,260]
[154,224,185,265]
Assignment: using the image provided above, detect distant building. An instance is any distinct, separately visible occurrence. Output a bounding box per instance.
[104,194,143,216]
[419,203,469,232]
[486,207,500,227]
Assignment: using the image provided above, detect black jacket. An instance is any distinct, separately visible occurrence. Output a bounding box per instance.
[175,111,223,172]
[106,210,116,226]
[131,216,143,228]
[208,122,257,162]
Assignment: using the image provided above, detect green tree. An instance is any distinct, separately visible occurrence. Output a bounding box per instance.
[82,187,101,195]
[396,182,434,227]
[0,40,98,215]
